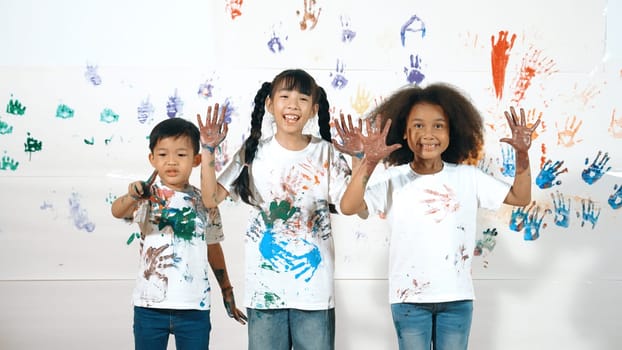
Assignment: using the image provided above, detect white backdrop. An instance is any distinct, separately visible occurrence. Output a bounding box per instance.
[1,0,621,349]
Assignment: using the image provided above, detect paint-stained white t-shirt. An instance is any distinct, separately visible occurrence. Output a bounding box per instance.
[218,136,351,310]
[130,182,224,310]
[364,163,509,304]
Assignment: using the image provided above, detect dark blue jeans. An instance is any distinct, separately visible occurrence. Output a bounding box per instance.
[133,306,211,350]
[391,300,473,350]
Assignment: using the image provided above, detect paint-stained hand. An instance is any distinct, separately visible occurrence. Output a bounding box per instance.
[127,170,158,199]
[361,117,402,164]
[222,287,247,325]
[332,113,364,158]
[500,106,540,153]
[197,103,228,152]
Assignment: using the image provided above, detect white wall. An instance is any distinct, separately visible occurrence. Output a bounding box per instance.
[1,0,622,349]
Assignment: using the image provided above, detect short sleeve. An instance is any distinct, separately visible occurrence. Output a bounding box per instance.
[217,147,245,202]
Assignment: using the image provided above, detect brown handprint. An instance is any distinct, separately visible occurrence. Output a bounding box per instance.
[556,115,583,147]
[296,0,321,31]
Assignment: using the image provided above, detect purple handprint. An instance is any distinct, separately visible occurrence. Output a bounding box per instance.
[535,159,568,189]
[330,59,348,89]
[267,23,287,53]
[400,14,426,47]
[340,15,356,43]
[404,54,425,85]
[581,150,611,185]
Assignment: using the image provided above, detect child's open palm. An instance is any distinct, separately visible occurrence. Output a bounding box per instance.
[500,106,540,153]
[332,113,364,157]
[197,103,228,150]
[361,117,402,164]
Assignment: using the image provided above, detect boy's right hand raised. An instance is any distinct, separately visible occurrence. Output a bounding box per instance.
[197,103,229,153]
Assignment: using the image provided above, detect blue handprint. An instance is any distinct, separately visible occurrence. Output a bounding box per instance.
[578,199,600,229]
[500,144,515,177]
[509,204,532,232]
[523,205,546,241]
[581,150,611,185]
[535,159,567,189]
[404,54,425,85]
[608,184,622,209]
[550,190,571,228]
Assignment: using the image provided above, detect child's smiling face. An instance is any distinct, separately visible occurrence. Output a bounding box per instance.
[404,102,450,163]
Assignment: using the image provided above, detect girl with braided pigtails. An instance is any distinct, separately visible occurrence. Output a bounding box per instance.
[197,69,363,350]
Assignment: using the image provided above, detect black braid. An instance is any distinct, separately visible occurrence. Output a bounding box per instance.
[316,86,331,142]
[316,86,339,213]
[232,82,271,207]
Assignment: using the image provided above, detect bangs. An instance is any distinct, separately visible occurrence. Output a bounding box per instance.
[273,70,316,98]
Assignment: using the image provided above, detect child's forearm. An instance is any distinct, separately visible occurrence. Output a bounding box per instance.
[111,194,140,219]
[200,149,223,208]
[506,150,532,206]
[207,243,232,290]
[340,158,377,215]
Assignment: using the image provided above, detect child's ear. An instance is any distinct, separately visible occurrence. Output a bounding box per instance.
[148,152,156,166]
[313,103,319,117]
[265,96,273,114]
[193,154,201,167]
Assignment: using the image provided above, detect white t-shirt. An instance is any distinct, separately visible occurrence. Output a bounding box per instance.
[364,163,510,304]
[218,136,351,310]
[130,181,224,310]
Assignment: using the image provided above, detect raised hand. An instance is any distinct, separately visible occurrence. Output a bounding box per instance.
[361,117,402,164]
[197,103,228,153]
[332,113,364,158]
[500,106,540,153]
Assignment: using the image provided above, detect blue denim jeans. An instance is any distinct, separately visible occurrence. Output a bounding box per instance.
[247,308,335,350]
[391,300,473,350]
[133,306,211,350]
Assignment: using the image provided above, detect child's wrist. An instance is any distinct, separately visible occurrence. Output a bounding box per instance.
[201,143,216,154]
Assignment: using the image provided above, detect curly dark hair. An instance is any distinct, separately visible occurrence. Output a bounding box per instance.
[232,69,331,207]
[372,83,484,166]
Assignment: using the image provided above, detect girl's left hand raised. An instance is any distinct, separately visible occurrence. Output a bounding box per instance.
[500,106,540,152]
[197,103,228,153]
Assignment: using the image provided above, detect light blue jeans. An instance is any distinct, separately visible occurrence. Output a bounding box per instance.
[247,308,335,350]
[391,300,473,350]
[133,306,211,350]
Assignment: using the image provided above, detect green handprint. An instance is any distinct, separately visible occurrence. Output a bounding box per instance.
[261,200,298,228]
